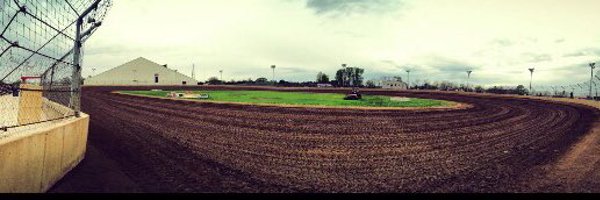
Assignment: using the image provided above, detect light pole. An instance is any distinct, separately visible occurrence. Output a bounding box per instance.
[593,81,598,98]
[341,64,347,87]
[594,75,600,96]
[271,65,276,84]
[406,69,411,90]
[589,63,596,98]
[219,70,223,81]
[528,68,535,95]
[191,64,195,79]
[466,70,472,92]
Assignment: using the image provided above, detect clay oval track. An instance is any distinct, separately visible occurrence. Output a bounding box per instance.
[62,86,598,192]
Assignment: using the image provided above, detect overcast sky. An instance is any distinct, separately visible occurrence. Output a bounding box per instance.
[83,0,600,87]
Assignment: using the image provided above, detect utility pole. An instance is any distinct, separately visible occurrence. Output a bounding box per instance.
[590,63,596,98]
[406,69,411,90]
[466,70,472,92]
[528,68,534,95]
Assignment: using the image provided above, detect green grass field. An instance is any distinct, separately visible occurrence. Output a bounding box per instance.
[120,90,453,108]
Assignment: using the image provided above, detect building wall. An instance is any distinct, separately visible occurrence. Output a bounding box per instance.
[85,57,197,86]
[380,80,408,89]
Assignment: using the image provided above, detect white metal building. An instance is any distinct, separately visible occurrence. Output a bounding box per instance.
[84,57,197,86]
[378,77,408,89]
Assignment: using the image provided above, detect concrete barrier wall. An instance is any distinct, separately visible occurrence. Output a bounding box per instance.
[0,113,89,193]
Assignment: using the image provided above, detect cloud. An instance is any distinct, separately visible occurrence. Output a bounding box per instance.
[380,60,401,68]
[417,54,480,72]
[489,38,514,47]
[305,0,404,16]
[280,66,314,74]
[78,0,600,87]
[563,48,600,58]
[520,53,553,63]
[375,55,482,83]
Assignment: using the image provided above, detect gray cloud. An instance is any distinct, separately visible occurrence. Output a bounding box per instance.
[376,55,481,83]
[554,63,590,71]
[489,38,514,47]
[489,37,540,48]
[380,60,401,68]
[563,51,586,57]
[563,47,600,57]
[521,53,553,63]
[425,55,479,72]
[79,0,600,87]
[280,66,314,74]
[305,0,404,15]
[333,30,366,38]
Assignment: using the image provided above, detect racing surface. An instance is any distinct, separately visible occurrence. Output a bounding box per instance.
[50,86,600,192]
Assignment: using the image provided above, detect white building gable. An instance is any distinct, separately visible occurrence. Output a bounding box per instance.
[377,77,408,89]
[84,57,197,86]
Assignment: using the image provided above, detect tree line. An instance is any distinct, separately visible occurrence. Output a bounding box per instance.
[205,65,368,87]
[202,66,538,96]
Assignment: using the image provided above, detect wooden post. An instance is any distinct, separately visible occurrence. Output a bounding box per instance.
[17,84,43,125]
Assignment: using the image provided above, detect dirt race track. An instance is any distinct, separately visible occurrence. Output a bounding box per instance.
[49,86,600,192]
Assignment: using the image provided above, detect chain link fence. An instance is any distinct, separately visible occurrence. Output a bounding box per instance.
[1,0,111,131]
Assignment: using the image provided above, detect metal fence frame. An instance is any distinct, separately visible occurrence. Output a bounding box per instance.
[1,0,111,131]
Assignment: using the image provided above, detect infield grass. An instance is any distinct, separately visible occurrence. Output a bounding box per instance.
[120,90,453,108]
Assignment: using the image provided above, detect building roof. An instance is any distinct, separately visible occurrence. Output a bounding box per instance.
[85,57,197,85]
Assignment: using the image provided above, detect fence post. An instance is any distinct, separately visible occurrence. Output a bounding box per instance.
[18,84,43,125]
[70,18,83,117]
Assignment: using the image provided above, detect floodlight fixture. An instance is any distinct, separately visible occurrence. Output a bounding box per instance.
[466,70,473,92]
[590,63,596,98]
[341,64,347,87]
[406,69,411,90]
[271,65,276,83]
[528,68,535,94]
